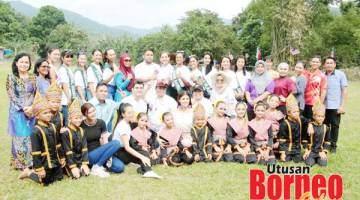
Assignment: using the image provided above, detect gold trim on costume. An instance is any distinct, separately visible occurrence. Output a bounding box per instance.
[31,151,41,156]
[285,120,292,152]
[35,125,53,169]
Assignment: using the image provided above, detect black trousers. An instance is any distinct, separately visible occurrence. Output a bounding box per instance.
[115,149,152,174]
[303,104,313,120]
[305,152,327,167]
[325,109,341,149]
[30,166,63,186]
[284,151,303,163]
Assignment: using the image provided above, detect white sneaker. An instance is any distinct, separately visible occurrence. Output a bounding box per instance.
[142,171,162,179]
[91,165,110,178]
[106,158,113,168]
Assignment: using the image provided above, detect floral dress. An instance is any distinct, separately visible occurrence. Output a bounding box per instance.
[6,74,36,169]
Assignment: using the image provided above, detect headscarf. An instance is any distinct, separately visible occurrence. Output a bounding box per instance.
[119,53,135,91]
[251,60,273,95]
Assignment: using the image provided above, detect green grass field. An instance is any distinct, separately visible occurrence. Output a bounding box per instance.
[0,61,359,200]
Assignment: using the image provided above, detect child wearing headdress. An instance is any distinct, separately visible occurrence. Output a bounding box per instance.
[130,112,161,165]
[303,100,331,167]
[45,83,67,164]
[23,92,64,185]
[208,100,232,162]
[279,94,310,163]
[248,101,276,165]
[45,82,66,133]
[190,104,213,162]
[226,102,256,164]
[61,99,90,179]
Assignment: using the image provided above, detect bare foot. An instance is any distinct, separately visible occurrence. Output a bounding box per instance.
[18,168,31,180]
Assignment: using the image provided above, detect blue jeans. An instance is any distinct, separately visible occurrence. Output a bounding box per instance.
[62,105,68,126]
[88,140,124,173]
[107,115,114,133]
[107,85,116,100]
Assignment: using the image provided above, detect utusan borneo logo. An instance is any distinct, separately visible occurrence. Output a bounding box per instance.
[249,164,343,200]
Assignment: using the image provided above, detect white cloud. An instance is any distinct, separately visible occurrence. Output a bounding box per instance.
[18,0,251,28]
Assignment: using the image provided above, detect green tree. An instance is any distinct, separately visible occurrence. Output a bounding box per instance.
[0,1,29,52]
[95,35,136,62]
[232,0,277,65]
[271,0,309,65]
[135,25,177,62]
[28,5,66,56]
[47,23,89,52]
[175,9,241,60]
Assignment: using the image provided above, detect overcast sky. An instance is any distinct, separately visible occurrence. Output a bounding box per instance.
[19,0,251,28]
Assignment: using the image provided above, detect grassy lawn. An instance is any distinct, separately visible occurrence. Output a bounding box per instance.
[0,61,359,200]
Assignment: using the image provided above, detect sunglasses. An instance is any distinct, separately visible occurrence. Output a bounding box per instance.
[124,59,131,62]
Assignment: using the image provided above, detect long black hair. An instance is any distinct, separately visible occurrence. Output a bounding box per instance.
[103,48,115,70]
[113,103,133,133]
[234,55,247,76]
[203,51,214,75]
[33,58,50,79]
[11,53,32,78]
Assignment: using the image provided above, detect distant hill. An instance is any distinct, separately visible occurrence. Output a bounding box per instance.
[8,1,159,37]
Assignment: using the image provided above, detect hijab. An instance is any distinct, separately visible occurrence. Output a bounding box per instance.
[251,60,273,95]
[119,53,135,91]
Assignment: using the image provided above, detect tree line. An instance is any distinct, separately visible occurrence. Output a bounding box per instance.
[1,0,359,67]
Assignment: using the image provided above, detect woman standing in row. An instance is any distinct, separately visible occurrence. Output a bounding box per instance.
[114,53,134,102]
[103,48,119,100]
[234,55,251,101]
[58,50,76,126]
[7,53,37,170]
[33,58,51,96]
[46,46,61,84]
[74,52,90,104]
[87,49,103,99]
[245,60,274,120]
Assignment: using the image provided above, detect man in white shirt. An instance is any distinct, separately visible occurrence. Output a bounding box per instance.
[191,85,213,117]
[134,49,160,99]
[88,83,121,132]
[121,80,148,114]
[147,81,177,133]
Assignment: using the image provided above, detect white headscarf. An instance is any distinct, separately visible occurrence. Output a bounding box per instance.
[251,60,273,95]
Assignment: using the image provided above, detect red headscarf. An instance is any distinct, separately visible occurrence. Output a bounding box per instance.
[119,53,135,91]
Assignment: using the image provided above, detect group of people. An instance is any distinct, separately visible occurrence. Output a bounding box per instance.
[6,47,348,186]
